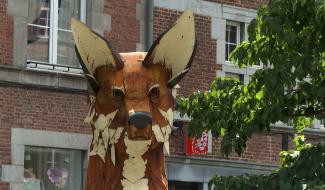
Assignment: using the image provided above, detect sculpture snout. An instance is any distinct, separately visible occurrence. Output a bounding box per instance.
[128,112,152,129]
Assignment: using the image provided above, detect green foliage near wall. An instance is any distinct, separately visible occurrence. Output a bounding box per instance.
[177,0,325,156]
[209,136,325,190]
[177,0,325,188]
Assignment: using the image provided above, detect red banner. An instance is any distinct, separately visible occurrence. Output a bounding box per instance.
[186,129,210,155]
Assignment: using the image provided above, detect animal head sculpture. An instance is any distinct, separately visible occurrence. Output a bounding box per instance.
[72,10,196,190]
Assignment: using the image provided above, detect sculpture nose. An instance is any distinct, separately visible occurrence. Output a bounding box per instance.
[128,112,152,129]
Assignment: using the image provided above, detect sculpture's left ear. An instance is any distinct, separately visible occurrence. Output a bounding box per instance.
[143,10,197,88]
[71,18,123,94]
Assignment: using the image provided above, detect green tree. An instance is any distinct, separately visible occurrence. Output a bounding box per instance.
[177,0,325,156]
[208,136,325,190]
[178,0,325,188]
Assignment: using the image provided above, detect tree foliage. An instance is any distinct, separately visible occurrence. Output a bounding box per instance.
[209,136,325,190]
[177,0,325,156]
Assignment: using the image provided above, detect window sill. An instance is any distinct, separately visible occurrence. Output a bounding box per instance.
[224,61,262,69]
[222,61,261,75]
[272,123,325,138]
[0,64,87,92]
[27,60,82,74]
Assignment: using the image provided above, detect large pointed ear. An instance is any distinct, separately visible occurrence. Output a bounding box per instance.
[71,18,123,93]
[143,10,197,88]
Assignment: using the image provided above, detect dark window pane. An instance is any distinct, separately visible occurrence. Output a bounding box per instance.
[225,72,244,83]
[27,0,51,62]
[40,10,47,18]
[57,0,81,67]
[229,44,236,54]
[27,26,49,62]
[230,25,237,32]
[225,44,237,61]
[58,0,80,30]
[229,28,237,43]
[57,30,80,67]
[168,181,202,190]
[225,28,229,42]
[282,133,289,151]
[39,19,46,26]
[24,146,83,190]
[39,28,46,36]
[225,44,229,60]
[28,1,51,27]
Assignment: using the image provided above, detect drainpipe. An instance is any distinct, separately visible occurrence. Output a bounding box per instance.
[145,0,153,50]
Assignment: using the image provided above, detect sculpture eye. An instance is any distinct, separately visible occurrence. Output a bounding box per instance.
[112,88,125,101]
[148,85,160,100]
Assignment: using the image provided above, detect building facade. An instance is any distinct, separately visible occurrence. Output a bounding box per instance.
[1,0,325,190]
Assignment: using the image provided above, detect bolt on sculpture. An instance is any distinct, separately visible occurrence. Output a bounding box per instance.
[71,10,196,190]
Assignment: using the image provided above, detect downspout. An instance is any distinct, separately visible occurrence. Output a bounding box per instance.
[145,0,154,50]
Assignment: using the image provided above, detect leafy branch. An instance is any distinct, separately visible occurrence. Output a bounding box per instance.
[177,0,325,156]
[209,136,325,190]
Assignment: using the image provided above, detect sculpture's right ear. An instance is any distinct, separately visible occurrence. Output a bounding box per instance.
[142,10,196,88]
[71,18,123,94]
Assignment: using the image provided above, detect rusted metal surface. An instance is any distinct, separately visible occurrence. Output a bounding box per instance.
[71,10,196,190]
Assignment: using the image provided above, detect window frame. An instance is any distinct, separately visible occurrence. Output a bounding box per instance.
[225,21,241,64]
[27,0,86,67]
[217,17,263,84]
[225,72,244,83]
[24,145,85,190]
[224,20,262,68]
[49,0,86,65]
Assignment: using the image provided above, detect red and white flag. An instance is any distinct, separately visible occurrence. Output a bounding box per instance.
[186,129,212,155]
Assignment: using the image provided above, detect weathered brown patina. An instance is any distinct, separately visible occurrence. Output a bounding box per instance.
[72,10,196,190]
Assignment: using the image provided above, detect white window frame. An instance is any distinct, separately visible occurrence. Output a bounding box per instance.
[224,21,262,68]
[28,0,87,68]
[46,0,86,65]
[213,5,262,85]
[225,21,241,64]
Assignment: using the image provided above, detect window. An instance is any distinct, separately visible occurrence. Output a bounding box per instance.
[320,119,324,128]
[281,133,289,151]
[225,72,244,83]
[27,0,86,69]
[225,21,240,62]
[313,118,324,128]
[168,181,203,190]
[28,6,50,38]
[24,146,85,190]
